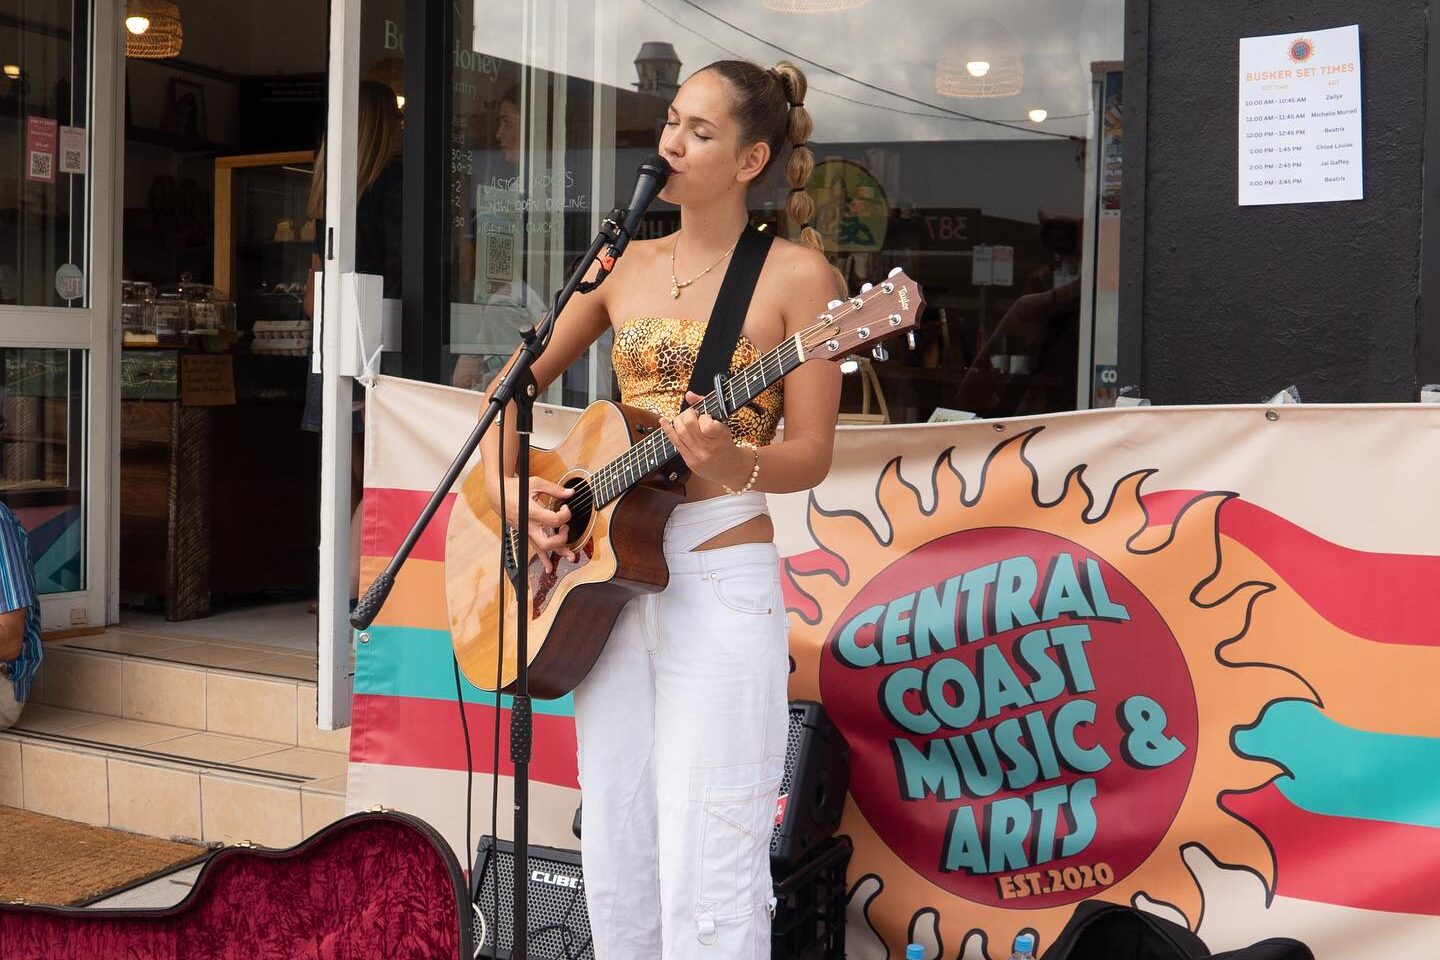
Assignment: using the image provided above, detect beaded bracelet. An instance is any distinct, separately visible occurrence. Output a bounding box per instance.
[723,441,761,496]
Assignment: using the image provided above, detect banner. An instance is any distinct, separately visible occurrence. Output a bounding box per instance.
[352,375,1440,959]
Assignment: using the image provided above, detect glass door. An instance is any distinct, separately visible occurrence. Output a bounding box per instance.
[0,0,117,631]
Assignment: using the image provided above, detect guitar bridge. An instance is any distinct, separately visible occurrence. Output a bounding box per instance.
[502,525,523,589]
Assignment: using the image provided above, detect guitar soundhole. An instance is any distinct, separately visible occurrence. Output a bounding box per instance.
[559,476,594,550]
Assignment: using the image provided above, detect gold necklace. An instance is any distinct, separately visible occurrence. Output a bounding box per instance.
[669,232,740,299]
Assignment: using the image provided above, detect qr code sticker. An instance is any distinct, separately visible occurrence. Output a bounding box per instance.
[29,151,52,180]
[485,224,514,283]
[63,149,81,171]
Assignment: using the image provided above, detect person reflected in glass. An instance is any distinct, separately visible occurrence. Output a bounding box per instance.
[302,80,403,606]
[452,87,545,393]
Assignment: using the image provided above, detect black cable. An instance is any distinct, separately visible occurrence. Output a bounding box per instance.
[489,406,507,960]
[452,652,474,891]
[638,0,1088,128]
[654,0,1081,141]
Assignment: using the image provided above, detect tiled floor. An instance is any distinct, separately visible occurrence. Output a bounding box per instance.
[7,609,354,850]
[85,862,205,909]
[14,706,349,777]
[117,599,317,652]
[57,628,320,682]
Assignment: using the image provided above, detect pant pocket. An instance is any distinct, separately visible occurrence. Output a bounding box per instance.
[694,773,782,943]
[708,564,780,616]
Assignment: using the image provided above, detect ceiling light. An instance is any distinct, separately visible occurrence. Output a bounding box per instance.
[124,1,183,59]
[2,65,20,80]
[1028,108,1048,123]
[936,19,1023,99]
[395,95,406,110]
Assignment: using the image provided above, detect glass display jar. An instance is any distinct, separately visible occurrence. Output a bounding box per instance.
[120,281,156,337]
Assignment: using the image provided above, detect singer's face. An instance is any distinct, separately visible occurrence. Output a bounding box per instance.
[658,71,767,206]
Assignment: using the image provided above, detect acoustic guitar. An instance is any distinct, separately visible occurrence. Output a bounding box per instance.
[444,269,926,698]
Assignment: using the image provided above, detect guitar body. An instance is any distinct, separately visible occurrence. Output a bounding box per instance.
[445,400,686,698]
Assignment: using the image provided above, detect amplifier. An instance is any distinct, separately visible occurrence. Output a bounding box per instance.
[471,835,852,960]
[470,839,593,960]
[771,700,850,870]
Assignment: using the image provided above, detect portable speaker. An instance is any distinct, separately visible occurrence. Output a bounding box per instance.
[470,838,593,960]
[771,699,850,871]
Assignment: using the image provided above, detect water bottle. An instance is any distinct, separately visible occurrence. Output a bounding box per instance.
[905,945,925,960]
[1009,932,1038,960]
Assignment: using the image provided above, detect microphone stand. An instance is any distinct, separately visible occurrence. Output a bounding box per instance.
[351,205,630,960]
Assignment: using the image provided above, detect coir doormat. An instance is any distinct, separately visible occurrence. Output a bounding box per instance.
[0,806,208,906]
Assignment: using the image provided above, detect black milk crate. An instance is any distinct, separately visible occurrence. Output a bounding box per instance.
[771,835,852,960]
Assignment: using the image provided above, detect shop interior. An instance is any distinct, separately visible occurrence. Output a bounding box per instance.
[117,1,331,642]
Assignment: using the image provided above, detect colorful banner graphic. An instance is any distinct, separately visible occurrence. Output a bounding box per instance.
[352,376,1440,959]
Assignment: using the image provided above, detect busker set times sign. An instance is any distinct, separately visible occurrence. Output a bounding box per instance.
[1239,24,1363,205]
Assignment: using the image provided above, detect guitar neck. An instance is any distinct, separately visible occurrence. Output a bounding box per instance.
[589,334,806,507]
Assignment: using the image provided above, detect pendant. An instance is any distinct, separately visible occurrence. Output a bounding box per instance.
[670,282,681,299]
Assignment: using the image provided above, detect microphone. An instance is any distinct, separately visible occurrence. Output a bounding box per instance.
[601,154,672,270]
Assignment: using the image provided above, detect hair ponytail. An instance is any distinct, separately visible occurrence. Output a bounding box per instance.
[699,59,847,294]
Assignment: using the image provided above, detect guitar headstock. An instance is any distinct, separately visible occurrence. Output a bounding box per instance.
[800,268,926,364]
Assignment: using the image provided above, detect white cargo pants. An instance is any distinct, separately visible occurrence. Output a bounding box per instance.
[573,493,789,960]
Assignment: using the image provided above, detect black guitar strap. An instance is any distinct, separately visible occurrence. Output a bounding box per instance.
[686,223,774,402]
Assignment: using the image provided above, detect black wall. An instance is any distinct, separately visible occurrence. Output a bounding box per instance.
[1121,1,1437,403]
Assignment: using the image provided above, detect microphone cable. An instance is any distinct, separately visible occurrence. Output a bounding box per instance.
[487,406,507,960]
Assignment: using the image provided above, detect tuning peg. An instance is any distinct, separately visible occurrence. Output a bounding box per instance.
[839,358,860,375]
[906,331,917,350]
[871,345,889,362]
[860,282,873,293]
[888,266,903,278]
[827,299,844,310]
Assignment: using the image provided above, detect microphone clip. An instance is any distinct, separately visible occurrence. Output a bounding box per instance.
[577,206,629,294]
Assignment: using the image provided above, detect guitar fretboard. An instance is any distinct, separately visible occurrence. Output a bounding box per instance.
[589,335,805,506]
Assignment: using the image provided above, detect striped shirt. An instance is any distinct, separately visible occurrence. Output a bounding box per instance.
[0,503,42,701]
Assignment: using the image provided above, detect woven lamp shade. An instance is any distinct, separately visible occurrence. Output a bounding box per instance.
[763,0,872,12]
[125,0,184,60]
[935,18,1023,98]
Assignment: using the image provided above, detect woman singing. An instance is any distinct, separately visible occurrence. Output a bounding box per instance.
[479,59,841,959]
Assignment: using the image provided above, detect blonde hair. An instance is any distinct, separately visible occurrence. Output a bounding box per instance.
[308,80,402,221]
[699,59,845,294]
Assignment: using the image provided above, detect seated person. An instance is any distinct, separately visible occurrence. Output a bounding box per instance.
[0,502,41,731]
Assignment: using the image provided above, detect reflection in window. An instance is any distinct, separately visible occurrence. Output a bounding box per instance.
[435,0,1122,422]
[0,2,88,307]
[0,349,84,593]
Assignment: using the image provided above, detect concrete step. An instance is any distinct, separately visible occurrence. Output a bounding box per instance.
[1,639,351,848]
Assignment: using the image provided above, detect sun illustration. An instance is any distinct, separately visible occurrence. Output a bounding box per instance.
[782,428,1311,957]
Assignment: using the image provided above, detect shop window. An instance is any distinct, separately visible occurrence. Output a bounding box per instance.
[0,2,88,308]
[435,0,1123,421]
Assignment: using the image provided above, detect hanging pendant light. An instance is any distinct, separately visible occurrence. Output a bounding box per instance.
[125,0,184,60]
[763,0,872,12]
[936,18,1023,98]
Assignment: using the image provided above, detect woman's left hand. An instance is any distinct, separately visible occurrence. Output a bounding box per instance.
[661,391,751,487]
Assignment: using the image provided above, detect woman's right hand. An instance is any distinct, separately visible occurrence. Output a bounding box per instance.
[490,475,576,574]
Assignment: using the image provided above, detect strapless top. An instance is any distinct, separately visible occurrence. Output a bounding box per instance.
[612,316,783,447]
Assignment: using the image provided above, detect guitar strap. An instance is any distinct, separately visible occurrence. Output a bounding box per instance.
[685,223,774,400]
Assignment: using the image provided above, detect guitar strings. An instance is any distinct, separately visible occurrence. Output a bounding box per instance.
[588,299,861,500]
[565,331,800,515]
[556,297,874,519]
[567,302,861,515]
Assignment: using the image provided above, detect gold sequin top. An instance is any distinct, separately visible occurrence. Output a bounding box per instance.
[612,316,783,447]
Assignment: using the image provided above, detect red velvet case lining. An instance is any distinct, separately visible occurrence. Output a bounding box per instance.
[0,811,470,960]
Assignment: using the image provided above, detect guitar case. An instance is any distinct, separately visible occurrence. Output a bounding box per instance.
[0,809,473,960]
